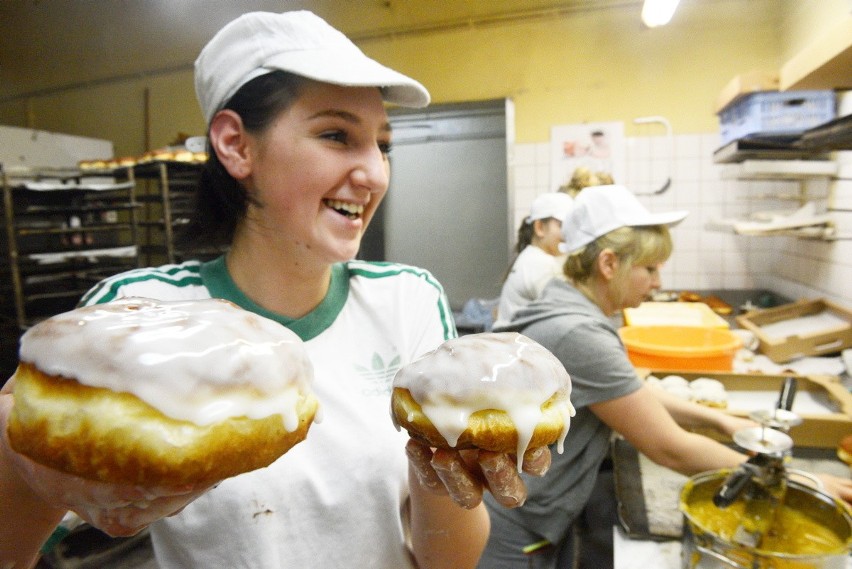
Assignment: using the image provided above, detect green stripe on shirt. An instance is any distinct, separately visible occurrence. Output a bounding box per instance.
[348,261,456,341]
[79,262,204,306]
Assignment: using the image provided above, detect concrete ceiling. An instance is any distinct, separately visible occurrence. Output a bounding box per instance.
[0,0,641,102]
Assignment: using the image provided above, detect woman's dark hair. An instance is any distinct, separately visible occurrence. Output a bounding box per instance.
[500,217,551,283]
[513,219,536,255]
[179,71,306,248]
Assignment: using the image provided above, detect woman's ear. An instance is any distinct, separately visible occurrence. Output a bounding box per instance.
[532,219,547,239]
[208,110,252,180]
[597,248,619,281]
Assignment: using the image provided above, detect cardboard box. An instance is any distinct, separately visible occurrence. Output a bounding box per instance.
[642,370,852,449]
[735,299,852,363]
[715,70,780,114]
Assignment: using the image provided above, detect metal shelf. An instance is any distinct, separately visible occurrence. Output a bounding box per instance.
[719,160,838,180]
[1,167,141,329]
[135,161,226,265]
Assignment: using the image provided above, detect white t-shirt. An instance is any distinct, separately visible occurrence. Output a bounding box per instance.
[80,256,456,569]
[493,246,563,328]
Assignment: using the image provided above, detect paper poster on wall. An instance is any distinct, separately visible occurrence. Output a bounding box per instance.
[550,122,625,192]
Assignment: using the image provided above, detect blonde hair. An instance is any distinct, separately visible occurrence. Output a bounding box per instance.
[558,167,615,197]
[595,171,614,185]
[563,225,672,305]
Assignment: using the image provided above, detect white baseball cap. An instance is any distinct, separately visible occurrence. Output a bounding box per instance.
[561,185,688,253]
[527,192,574,223]
[194,11,431,123]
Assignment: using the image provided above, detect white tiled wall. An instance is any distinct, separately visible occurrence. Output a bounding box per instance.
[510,135,852,307]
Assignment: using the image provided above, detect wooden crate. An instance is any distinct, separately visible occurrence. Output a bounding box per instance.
[642,370,852,449]
[735,299,852,363]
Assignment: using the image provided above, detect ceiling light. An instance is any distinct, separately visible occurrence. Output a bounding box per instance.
[641,0,681,27]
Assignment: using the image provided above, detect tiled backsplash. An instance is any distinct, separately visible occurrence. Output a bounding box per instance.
[511,135,852,307]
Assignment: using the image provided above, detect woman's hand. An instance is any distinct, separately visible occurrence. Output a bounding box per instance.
[715,413,759,439]
[405,438,551,509]
[812,473,852,506]
[10,456,211,537]
[1,378,210,538]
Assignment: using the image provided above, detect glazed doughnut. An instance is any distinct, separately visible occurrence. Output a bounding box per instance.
[838,434,852,466]
[653,375,729,408]
[652,374,691,400]
[659,374,689,390]
[391,332,574,469]
[689,377,728,408]
[7,297,318,487]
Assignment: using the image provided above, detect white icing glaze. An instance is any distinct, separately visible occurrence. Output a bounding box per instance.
[689,378,728,404]
[663,383,693,401]
[393,332,574,469]
[658,375,728,404]
[19,297,315,429]
[689,377,726,393]
[691,388,728,404]
[659,375,689,389]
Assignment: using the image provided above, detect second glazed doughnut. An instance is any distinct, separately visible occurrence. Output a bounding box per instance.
[391,332,574,465]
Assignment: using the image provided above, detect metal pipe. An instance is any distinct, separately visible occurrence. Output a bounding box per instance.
[632,115,672,195]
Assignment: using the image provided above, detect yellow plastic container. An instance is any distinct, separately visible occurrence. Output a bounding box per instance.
[623,302,730,329]
[619,326,742,371]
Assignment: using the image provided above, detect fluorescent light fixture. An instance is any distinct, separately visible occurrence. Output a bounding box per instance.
[641,0,681,27]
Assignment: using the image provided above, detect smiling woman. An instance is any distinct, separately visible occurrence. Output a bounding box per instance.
[0,10,556,569]
[204,76,396,291]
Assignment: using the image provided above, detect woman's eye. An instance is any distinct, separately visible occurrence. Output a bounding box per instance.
[321,130,348,144]
[379,141,393,156]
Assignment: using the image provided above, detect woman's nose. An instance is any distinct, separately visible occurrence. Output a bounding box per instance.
[352,147,390,193]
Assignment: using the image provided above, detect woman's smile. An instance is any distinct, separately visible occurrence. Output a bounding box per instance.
[324,198,366,221]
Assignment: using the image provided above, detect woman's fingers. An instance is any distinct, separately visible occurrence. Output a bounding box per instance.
[405,439,446,494]
[80,486,211,537]
[405,439,551,510]
[3,382,212,537]
[430,449,483,509]
[4,413,212,538]
[521,446,551,476]
[478,451,527,508]
[817,474,852,505]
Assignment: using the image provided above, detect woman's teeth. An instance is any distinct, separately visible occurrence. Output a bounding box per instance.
[325,199,364,220]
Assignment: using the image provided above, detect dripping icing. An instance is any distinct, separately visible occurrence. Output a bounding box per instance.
[19,297,315,429]
[393,332,575,470]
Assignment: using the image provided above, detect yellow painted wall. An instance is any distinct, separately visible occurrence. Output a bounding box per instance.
[779,0,850,59]
[365,0,784,141]
[0,0,846,156]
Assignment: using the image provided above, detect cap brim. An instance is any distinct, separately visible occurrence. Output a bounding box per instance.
[636,210,689,227]
[265,51,430,108]
[560,210,688,254]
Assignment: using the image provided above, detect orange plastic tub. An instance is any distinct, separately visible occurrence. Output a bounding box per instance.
[618,326,742,371]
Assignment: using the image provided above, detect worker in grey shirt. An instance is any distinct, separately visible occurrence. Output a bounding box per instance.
[487,278,643,569]
[477,185,852,569]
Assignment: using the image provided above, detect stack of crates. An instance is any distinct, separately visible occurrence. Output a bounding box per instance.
[718,90,836,146]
